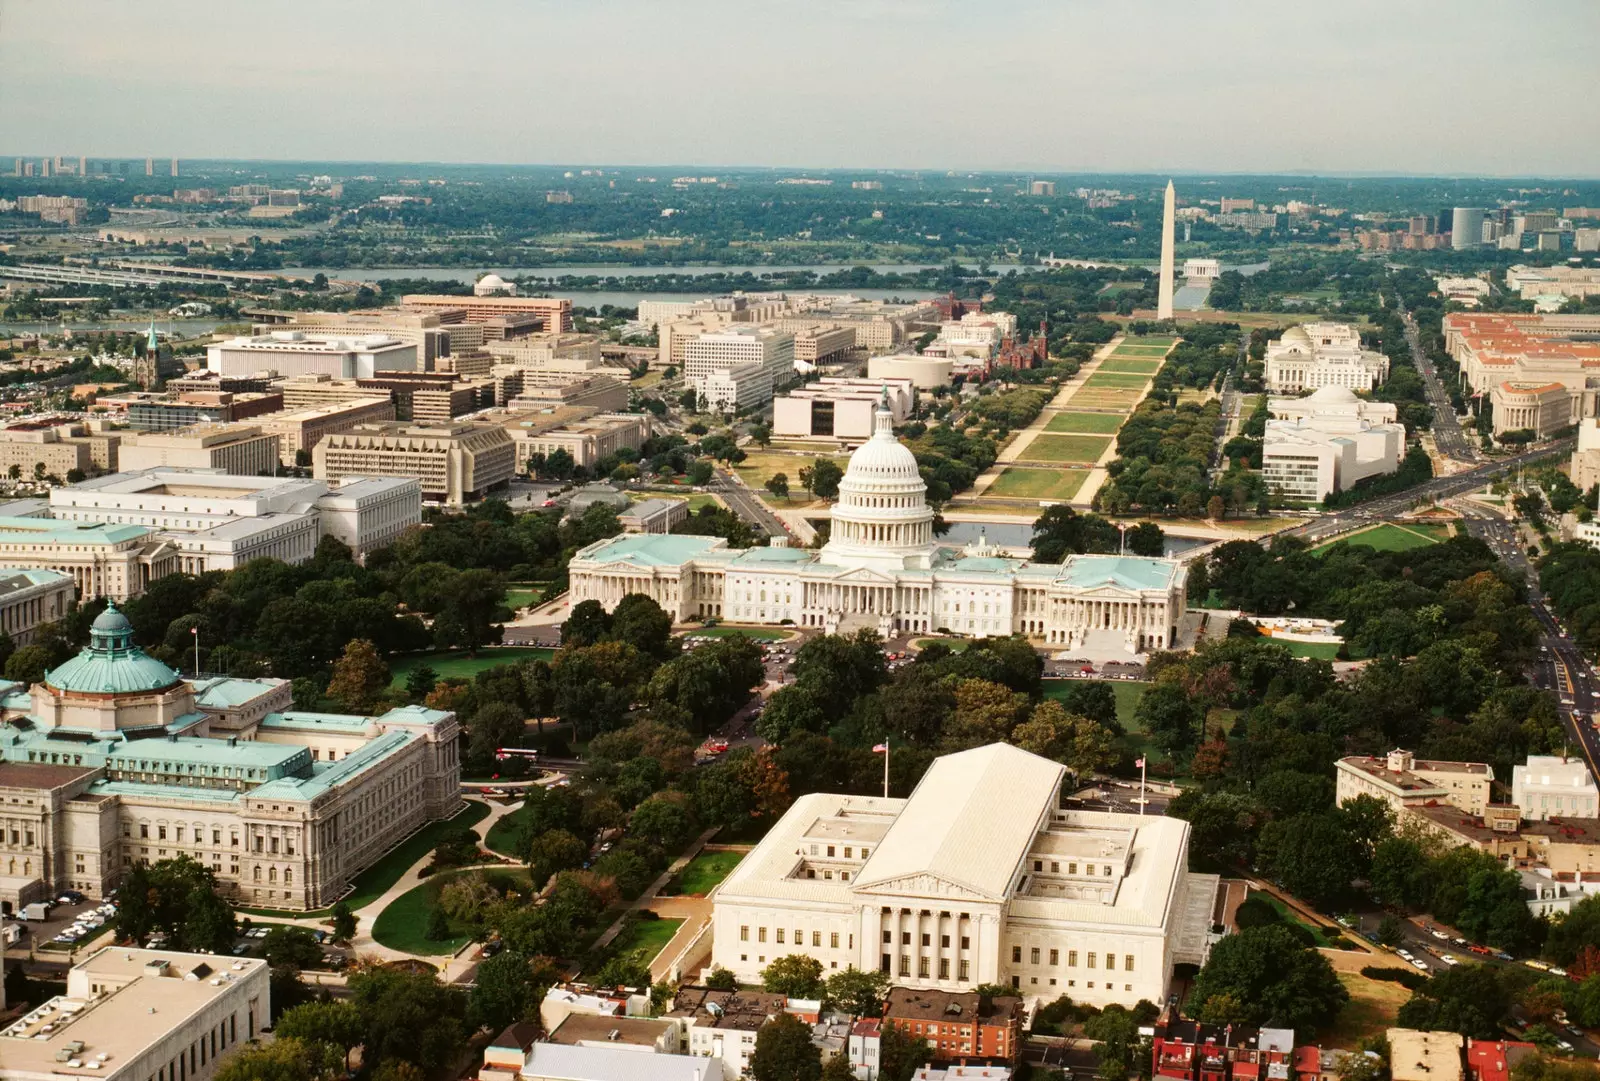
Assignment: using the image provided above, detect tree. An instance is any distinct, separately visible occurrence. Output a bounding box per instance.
[468,701,527,763]
[1126,521,1166,557]
[1134,679,1204,757]
[807,458,843,500]
[426,907,451,941]
[1085,1004,1143,1079]
[750,422,773,448]
[941,678,1026,752]
[1255,813,1361,909]
[705,965,740,991]
[1369,836,1433,911]
[563,599,612,648]
[609,593,676,661]
[116,856,236,952]
[762,954,826,998]
[1031,504,1118,563]
[750,1012,822,1081]
[215,1038,343,1081]
[263,926,323,969]
[330,901,356,943]
[526,828,589,888]
[325,638,389,714]
[274,1000,364,1071]
[1396,964,1512,1038]
[4,644,54,686]
[767,472,790,500]
[404,664,439,700]
[688,459,715,485]
[1189,925,1349,1035]
[345,965,470,1075]
[434,569,507,655]
[825,966,890,1016]
[470,950,553,1032]
[877,1021,933,1081]
[1012,699,1117,777]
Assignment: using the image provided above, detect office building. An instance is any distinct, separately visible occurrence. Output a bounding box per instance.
[1504,265,1600,302]
[1512,755,1599,821]
[618,499,689,535]
[1260,387,1405,502]
[1444,313,1600,436]
[0,517,176,599]
[0,605,460,910]
[709,743,1218,1008]
[685,327,796,411]
[505,373,631,413]
[1334,750,1493,816]
[314,422,516,506]
[253,397,396,466]
[492,410,651,472]
[1451,208,1487,250]
[773,379,916,442]
[403,293,574,333]
[517,1044,713,1081]
[125,392,285,432]
[0,948,269,1081]
[884,987,1021,1066]
[1029,180,1056,196]
[46,468,422,571]
[1220,197,1255,213]
[0,417,121,478]
[1263,323,1390,393]
[118,425,281,476]
[570,399,1187,647]
[207,331,416,380]
[0,569,74,645]
[1572,417,1600,492]
[793,325,858,366]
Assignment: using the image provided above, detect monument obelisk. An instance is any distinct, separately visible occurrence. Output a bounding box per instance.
[1156,179,1176,320]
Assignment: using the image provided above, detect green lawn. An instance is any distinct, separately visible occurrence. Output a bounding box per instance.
[1017,434,1112,463]
[687,626,792,641]
[590,913,685,973]
[1313,522,1443,555]
[345,801,491,912]
[1042,679,1149,729]
[984,467,1089,502]
[684,494,719,512]
[389,647,555,688]
[1084,372,1152,389]
[1046,411,1125,434]
[1110,346,1172,357]
[665,850,745,896]
[1065,389,1142,409]
[1274,639,1342,660]
[372,868,533,956]
[1123,336,1177,346]
[503,589,538,611]
[485,802,534,859]
[1098,358,1163,374]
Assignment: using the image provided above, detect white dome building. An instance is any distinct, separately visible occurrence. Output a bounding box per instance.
[473,272,517,297]
[820,394,937,572]
[566,395,1189,653]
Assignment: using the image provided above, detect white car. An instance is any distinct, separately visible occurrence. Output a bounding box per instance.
[1398,949,1415,960]
[1412,959,1430,971]
[1431,930,1450,940]
[1441,955,1459,965]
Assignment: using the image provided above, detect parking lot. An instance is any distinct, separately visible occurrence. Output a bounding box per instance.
[3,891,117,955]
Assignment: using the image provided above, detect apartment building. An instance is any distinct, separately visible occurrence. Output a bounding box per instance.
[207,331,417,380]
[314,422,516,506]
[118,425,282,476]
[126,391,285,432]
[1334,750,1493,815]
[884,987,1021,1066]
[0,949,269,1081]
[254,397,396,466]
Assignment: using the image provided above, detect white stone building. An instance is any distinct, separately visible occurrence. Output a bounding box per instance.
[685,327,796,412]
[568,399,1187,652]
[0,948,269,1081]
[1264,324,1390,393]
[1334,750,1493,816]
[206,330,417,380]
[1513,755,1600,821]
[0,569,74,645]
[1260,386,1406,502]
[46,468,422,569]
[710,743,1220,1009]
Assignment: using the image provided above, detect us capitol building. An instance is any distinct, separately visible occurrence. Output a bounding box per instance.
[0,606,460,913]
[568,395,1187,652]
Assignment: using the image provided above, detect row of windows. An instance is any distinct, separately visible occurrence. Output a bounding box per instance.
[807,843,870,859]
[1031,859,1115,877]
[884,929,972,950]
[145,1008,245,1081]
[740,926,853,950]
[883,953,969,980]
[1012,945,1135,971]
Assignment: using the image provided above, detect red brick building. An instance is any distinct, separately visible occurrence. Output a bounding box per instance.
[882,987,1021,1065]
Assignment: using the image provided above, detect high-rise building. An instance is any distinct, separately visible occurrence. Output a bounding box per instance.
[1451,207,1487,250]
[144,156,154,176]
[170,157,179,177]
[1157,180,1176,320]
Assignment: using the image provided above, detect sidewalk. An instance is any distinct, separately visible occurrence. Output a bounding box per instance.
[590,827,719,952]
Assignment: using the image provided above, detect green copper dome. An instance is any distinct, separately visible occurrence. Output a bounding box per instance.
[45,602,184,695]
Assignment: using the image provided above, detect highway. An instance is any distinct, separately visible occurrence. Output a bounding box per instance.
[1286,440,1571,545]
[1403,306,1477,463]
[711,468,790,541]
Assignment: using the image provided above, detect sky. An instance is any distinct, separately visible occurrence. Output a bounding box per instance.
[3,0,1598,177]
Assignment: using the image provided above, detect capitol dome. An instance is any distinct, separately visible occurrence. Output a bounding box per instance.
[819,391,937,572]
[1307,385,1360,404]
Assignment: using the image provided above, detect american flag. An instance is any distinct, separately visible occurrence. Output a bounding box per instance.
[1134,757,1145,768]
[873,743,888,753]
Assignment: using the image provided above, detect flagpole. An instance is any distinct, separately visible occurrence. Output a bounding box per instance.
[1139,756,1146,815]
[883,741,890,799]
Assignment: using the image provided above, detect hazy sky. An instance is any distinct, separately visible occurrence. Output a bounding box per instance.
[4,0,1597,176]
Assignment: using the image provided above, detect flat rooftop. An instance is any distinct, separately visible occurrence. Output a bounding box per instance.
[0,948,267,1077]
[545,1013,674,1047]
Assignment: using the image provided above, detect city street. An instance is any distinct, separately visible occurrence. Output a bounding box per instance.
[710,468,790,540]
[1402,306,1477,463]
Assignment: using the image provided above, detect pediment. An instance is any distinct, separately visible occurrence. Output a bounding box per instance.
[852,871,998,902]
[1058,583,1139,598]
[827,567,897,584]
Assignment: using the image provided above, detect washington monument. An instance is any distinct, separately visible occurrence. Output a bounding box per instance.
[1156,179,1175,320]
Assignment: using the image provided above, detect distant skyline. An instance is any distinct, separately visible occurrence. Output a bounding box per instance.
[4,0,1598,178]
